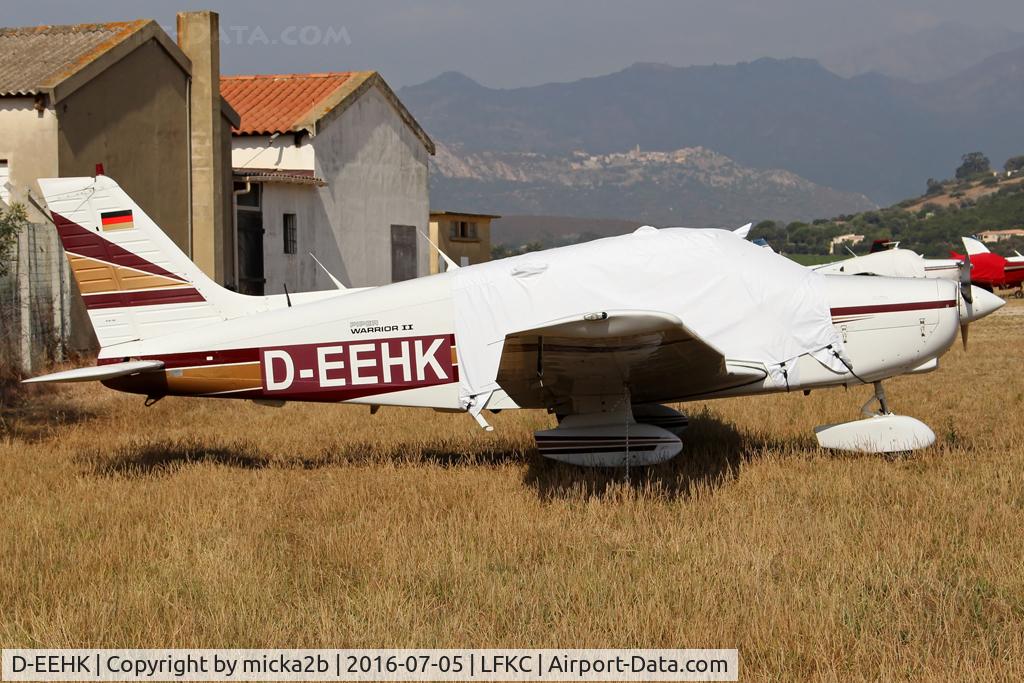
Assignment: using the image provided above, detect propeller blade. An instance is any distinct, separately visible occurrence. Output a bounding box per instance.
[959,251,973,304]
[960,322,969,351]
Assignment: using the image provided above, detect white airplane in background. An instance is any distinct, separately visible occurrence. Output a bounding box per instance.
[811,244,962,282]
[26,176,1004,466]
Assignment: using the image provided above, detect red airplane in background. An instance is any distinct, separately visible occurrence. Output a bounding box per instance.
[951,236,1024,296]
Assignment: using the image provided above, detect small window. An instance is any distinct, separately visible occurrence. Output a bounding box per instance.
[283,213,297,254]
[449,220,479,241]
[0,159,10,204]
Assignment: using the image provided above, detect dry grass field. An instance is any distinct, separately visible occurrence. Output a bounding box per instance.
[2,301,1023,681]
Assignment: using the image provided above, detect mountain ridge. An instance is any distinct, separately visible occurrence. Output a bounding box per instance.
[403,51,1024,205]
[821,21,1024,83]
[430,143,876,226]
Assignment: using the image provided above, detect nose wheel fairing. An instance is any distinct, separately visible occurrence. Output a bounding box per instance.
[814,414,935,453]
[814,381,936,453]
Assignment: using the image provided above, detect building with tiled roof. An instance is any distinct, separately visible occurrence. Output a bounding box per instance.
[978,229,1024,243]
[0,13,239,352]
[221,71,435,293]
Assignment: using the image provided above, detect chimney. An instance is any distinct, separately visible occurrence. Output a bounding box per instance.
[177,10,226,279]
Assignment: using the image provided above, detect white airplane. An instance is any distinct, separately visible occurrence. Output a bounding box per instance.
[811,245,962,281]
[26,176,1004,465]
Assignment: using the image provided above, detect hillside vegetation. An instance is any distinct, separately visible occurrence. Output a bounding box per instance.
[490,169,1024,259]
[751,172,1024,258]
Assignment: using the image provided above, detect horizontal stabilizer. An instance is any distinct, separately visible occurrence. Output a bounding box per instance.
[22,360,165,384]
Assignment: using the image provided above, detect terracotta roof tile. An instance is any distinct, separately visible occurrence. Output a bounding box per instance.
[0,21,147,96]
[221,72,365,135]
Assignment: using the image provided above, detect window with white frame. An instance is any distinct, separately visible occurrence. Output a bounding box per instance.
[0,159,10,204]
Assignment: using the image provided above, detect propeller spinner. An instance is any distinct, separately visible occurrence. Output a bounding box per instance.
[957,279,1005,351]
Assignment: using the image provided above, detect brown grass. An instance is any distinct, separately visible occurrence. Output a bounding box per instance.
[2,302,1024,681]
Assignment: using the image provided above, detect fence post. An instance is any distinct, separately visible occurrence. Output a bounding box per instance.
[17,227,31,374]
[48,227,64,361]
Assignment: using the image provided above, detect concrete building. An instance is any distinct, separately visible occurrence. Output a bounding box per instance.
[428,211,499,273]
[978,229,1024,243]
[0,15,239,352]
[221,72,435,295]
[0,16,238,280]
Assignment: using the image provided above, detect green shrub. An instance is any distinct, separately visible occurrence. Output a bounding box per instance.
[0,203,28,277]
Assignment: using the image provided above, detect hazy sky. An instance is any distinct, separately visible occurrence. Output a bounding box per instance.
[6,0,1024,88]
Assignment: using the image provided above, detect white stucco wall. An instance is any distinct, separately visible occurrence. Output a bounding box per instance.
[253,85,430,293]
[232,134,315,171]
[259,183,329,294]
[315,86,430,288]
[0,98,59,219]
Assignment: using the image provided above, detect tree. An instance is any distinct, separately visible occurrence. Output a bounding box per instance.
[0,202,28,277]
[926,178,944,195]
[1004,155,1024,173]
[955,152,991,180]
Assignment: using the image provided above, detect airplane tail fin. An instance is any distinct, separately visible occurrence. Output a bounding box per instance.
[961,236,991,256]
[38,176,256,349]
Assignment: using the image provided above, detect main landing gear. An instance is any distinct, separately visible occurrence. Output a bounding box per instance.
[535,400,689,467]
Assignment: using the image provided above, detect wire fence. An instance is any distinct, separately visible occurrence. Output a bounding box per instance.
[0,222,70,377]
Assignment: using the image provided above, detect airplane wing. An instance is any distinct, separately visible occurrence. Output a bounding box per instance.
[494,311,767,413]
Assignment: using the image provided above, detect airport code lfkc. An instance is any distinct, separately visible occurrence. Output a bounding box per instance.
[1,648,739,681]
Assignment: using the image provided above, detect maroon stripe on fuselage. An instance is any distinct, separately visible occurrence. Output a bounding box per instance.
[98,336,462,403]
[830,299,956,317]
[52,211,186,282]
[98,348,261,368]
[82,287,205,309]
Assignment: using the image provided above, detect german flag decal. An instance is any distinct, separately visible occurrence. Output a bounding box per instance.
[100,209,134,231]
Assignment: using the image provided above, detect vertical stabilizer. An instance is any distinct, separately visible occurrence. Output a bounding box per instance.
[961,236,991,256]
[38,176,257,348]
